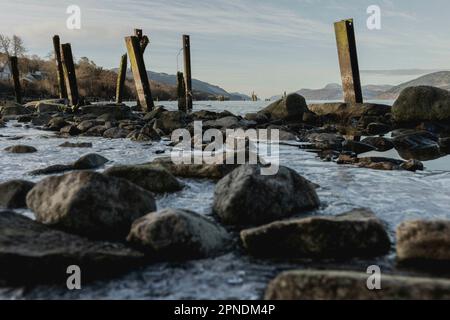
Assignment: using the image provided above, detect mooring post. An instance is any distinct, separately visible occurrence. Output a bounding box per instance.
[116,53,128,104]
[125,36,154,111]
[9,56,21,104]
[334,19,363,104]
[177,71,186,112]
[52,35,67,100]
[60,43,79,106]
[134,29,149,54]
[183,35,193,111]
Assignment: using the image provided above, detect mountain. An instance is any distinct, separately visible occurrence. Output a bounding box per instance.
[376,71,450,99]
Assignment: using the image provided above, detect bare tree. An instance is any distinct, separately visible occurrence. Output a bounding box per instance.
[0,34,26,57]
[0,34,11,57]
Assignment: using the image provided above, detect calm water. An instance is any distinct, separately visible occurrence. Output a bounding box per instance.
[0,100,449,299]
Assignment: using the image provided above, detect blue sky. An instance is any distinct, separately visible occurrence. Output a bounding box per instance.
[1,0,450,97]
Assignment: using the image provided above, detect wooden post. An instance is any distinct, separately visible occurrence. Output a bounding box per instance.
[177,71,186,112]
[125,36,154,111]
[60,43,79,106]
[134,29,149,54]
[183,35,193,111]
[116,53,128,104]
[52,35,67,99]
[334,19,363,104]
[9,56,21,104]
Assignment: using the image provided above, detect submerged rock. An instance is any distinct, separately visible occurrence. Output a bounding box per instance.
[58,142,93,148]
[213,165,320,227]
[397,220,450,270]
[26,171,156,240]
[0,211,144,285]
[265,270,450,300]
[258,94,308,121]
[4,145,37,154]
[104,164,183,193]
[127,209,231,260]
[73,153,109,170]
[241,209,390,259]
[392,86,450,123]
[0,180,35,209]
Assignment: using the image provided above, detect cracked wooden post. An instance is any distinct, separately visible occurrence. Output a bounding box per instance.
[9,56,21,104]
[134,29,149,54]
[125,36,154,112]
[177,71,186,112]
[52,35,67,100]
[60,43,79,106]
[116,53,128,104]
[183,35,193,111]
[334,19,363,104]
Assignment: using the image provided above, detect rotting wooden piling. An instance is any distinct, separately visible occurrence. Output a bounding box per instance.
[125,36,154,112]
[52,35,67,100]
[134,29,149,54]
[183,35,193,111]
[116,53,128,104]
[177,71,186,112]
[9,56,21,104]
[60,43,79,106]
[334,19,363,104]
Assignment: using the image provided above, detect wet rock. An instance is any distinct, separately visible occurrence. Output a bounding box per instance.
[265,270,450,300]
[29,164,74,176]
[60,125,81,136]
[0,180,35,209]
[73,153,109,170]
[241,209,390,259]
[440,137,450,154]
[392,86,450,123]
[77,120,98,132]
[401,159,424,171]
[80,104,131,120]
[46,117,68,131]
[104,165,183,193]
[26,171,157,241]
[258,94,308,122]
[143,106,168,121]
[367,122,392,135]
[59,142,93,148]
[397,220,450,269]
[0,211,144,285]
[204,116,242,129]
[244,112,269,124]
[4,145,37,154]
[305,132,344,150]
[213,165,320,227]
[103,127,130,139]
[127,209,231,260]
[342,140,376,154]
[393,130,442,161]
[129,124,161,141]
[361,136,394,152]
[17,115,32,123]
[35,101,64,114]
[337,155,413,171]
[308,103,391,125]
[157,111,187,133]
[31,113,52,126]
[0,104,30,116]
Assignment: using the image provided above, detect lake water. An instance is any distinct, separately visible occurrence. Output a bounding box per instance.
[0,100,449,299]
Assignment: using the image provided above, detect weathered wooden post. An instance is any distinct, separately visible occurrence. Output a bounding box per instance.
[52,35,67,99]
[334,19,363,104]
[60,43,79,106]
[116,53,128,103]
[9,56,21,104]
[134,29,149,54]
[177,71,186,112]
[125,36,154,111]
[183,35,193,111]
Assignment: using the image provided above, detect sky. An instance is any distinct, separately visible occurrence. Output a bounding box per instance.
[1,0,450,98]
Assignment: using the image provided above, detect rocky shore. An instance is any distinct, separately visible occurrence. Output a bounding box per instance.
[0,85,450,299]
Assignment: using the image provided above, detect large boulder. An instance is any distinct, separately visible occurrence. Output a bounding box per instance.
[397,220,450,269]
[265,270,450,300]
[241,209,390,259]
[35,101,64,114]
[392,86,450,123]
[392,130,442,161]
[258,94,308,121]
[0,211,144,285]
[26,171,157,241]
[0,103,30,116]
[80,104,131,120]
[308,102,391,124]
[0,180,35,209]
[213,165,320,227]
[127,209,231,260]
[361,137,394,152]
[104,165,183,193]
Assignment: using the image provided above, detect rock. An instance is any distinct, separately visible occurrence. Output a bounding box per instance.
[46,117,68,131]
[59,142,93,148]
[127,209,231,260]
[241,209,390,259]
[204,116,242,129]
[308,103,391,124]
[0,211,144,285]
[26,171,157,240]
[4,145,37,154]
[104,165,183,193]
[361,137,394,152]
[143,106,168,121]
[60,125,81,136]
[77,120,98,132]
[337,155,410,171]
[80,104,131,120]
[31,113,52,126]
[342,140,376,154]
[213,165,320,227]
[397,220,450,269]
[17,115,32,123]
[72,153,109,170]
[393,130,442,161]
[0,104,30,116]
[258,94,308,121]
[265,270,450,300]
[401,159,424,172]
[244,112,269,124]
[103,127,130,139]
[157,111,187,133]
[35,101,64,113]
[305,132,344,150]
[367,122,392,135]
[83,124,107,136]
[392,86,450,123]
[0,180,35,209]
[440,137,450,154]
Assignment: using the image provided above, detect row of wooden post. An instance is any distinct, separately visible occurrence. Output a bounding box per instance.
[8,18,362,109]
